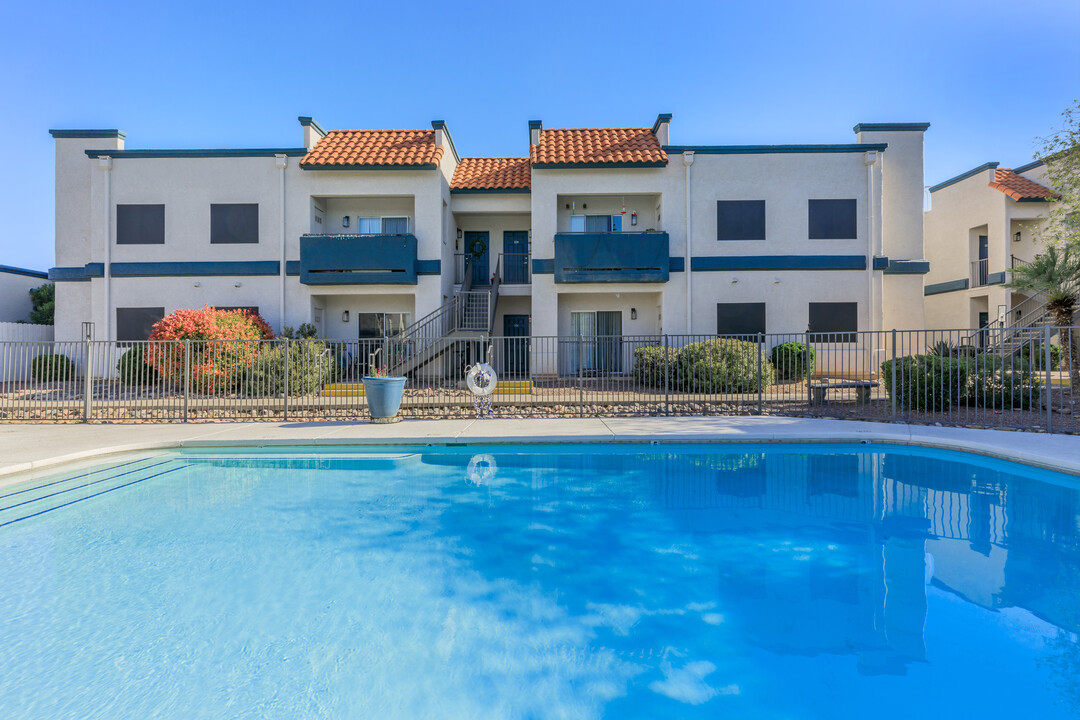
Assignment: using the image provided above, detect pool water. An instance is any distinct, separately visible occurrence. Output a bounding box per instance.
[0,444,1078,719]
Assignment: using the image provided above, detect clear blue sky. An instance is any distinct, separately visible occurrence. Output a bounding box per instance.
[1,0,1077,272]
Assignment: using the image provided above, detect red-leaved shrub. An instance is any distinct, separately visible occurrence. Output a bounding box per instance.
[145,306,274,394]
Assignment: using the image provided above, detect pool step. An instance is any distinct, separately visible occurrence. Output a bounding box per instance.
[492,380,533,395]
[0,457,187,528]
[321,383,365,397]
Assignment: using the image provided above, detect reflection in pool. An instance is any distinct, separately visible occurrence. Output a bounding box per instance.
[0,444,1077,719]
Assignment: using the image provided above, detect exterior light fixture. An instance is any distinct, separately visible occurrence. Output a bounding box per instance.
[631,308,637,320]
[631,211,637,226]
[731,277,739,284]
[343,216,350,228]
[342,311,349,323]
[193,281,201,287]
[1014,231,1021,243]
[234,282,242,288]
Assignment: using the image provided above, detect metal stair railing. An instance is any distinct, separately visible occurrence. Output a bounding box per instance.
[488,255,501,334]
[966,287,1053,353]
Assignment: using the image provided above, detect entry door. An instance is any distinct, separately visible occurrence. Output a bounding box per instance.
[502,231,529,284]
[465,231,489,286]
[978,311,990,350]
[977,235,989,286]
[502,314,530,376]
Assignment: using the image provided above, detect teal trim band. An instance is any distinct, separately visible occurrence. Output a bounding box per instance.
[873,256,890,270]
[532,259,554,274]
[852,123,930,133]
[1013,159,1044,174]
[532,161,667,169]
[297,116,326,136]
[111,262,280,277]
[85,263,104,277]
[285,261,300,276]
[884,259,930,275]
[691,255,867,271]
[652,113,672,133]
[528,120,543,130]
[925,278,969,295]
[929,162,999,193]
[299,163,437,171]
[450,187,531,194]
[50,129,125,139]
[987,271,1006,285]
[85,149,307,159]
[662,144,888,154]
[0,264,48,279]
[416,260,441,275]
[49,267,89,282]
[669,257,685,272]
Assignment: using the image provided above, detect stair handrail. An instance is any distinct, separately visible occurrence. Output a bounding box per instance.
[488,255,501,334]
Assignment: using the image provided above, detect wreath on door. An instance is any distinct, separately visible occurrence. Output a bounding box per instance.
[469,235,487,257]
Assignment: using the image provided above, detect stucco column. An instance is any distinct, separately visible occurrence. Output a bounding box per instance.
[98,156,113,341]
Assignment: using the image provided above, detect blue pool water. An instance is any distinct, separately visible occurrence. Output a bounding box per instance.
[0,443,1078,719]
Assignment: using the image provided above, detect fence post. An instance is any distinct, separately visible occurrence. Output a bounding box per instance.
[1045,324,1052,433]
[757,333,764,415]
[183,339,190,422]
[283,337,290,422]
[82,337,92,423]
[891,328,897,420]
[578,335,584,418]
[663,334,670,416]
[805,330,812,409]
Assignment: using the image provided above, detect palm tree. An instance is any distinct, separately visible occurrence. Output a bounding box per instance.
[1008,245,1080,390]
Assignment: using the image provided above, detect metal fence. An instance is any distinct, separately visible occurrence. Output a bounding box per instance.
[0,326,1074,432]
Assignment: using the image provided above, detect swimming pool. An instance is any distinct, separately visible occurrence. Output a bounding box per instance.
[0,443,1077,719]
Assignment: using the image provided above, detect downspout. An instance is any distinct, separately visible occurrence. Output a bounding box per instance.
[864,151,877,340]
[683,151,694,332]
[276,154,288,333]
[99,156,113,341]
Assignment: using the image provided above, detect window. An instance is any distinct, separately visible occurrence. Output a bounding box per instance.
[716,303,766,336]
[567,311,622,374]
[211,204,259,244]
[116,204,165,245]
[808,199,857,240]
[569,215,622,232]
[808,302,858,342]
[356,312,411,339]
[116,307,165,341]
[716,201,766,241]
[354,217,410,234]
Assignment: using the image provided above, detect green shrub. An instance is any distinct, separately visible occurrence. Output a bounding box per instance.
[966,354,1041,409]
[1027,343,1063,371]
[31,353,75,382]
[246,340,338,396]
[771,342,815,381]
[880,355,969,411]
[632,345,671,388]
[116,344,159,385]
[281,323,319,340]
[675,338,775,393]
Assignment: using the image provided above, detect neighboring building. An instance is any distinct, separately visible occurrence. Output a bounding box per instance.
[0,265,49,323]
[49,116,929,376]
[923,160,1058,334]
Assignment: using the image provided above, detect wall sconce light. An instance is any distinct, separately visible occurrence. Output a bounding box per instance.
[193,281,201,288]
[730,277,739,284]
[582,203,587,209]
[456,228,462,240]
[1014,231,1021,243]
[565,203,570,209]
[234,281,242,288]
[631,211,637,226]
[342,310,349,323]
[773,277,781,284]
[631,308,637,320]
[342,216,350,228]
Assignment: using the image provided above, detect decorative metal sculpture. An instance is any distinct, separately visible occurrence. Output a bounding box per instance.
[464,347,497,419]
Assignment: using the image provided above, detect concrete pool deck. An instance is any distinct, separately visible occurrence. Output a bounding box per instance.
[2,417,1080,479]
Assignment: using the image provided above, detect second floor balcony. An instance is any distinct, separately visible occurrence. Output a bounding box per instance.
[553,231,670,284]
[300,234,418,285]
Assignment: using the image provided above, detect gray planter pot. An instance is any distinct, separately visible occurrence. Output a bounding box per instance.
[361,376,406,423]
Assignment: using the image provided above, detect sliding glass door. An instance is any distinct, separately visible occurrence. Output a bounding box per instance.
[568,311,622,375]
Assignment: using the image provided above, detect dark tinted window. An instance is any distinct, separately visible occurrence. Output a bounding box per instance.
[716,303,766,336]
[211,204,259,244]
[116,205,165,245]
[808,199,857,240]
[808,302,857,342]
[716,201,765,241]
[116,307,164,341]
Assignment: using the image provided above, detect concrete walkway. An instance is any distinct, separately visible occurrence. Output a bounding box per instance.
[2,417,1080,479]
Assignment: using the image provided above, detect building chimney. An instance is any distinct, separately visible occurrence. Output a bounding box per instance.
[652,113,672,146]
[298,116,326,151]
[529,120,542,147]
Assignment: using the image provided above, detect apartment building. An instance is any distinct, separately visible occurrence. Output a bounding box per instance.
[924,160,1058,333]
[49,115,929,376]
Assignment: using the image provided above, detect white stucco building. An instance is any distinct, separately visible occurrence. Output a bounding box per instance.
[0,265,48,323]
[50,116,929,376]
[923,160,1058,332]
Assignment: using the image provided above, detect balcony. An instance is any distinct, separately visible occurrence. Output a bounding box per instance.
[300,234,418,285]
[553,232,669,283]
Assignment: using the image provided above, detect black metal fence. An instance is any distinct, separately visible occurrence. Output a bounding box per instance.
[0,327,1074,432]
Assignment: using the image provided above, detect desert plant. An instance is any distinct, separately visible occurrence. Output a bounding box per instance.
[771,341,815,381]
[145,306,274,394]
[675,338,775,393]
[31,353,75,382]
[281,323,318,340]
[27,283,54,325]
[246,340,337,396]
[632,345,672,388]
[116,344,159,385]
[1008,246,1080,388]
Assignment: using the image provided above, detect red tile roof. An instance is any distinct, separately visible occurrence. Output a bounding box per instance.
[989,168,1058,201]
[301,129,444,168]
[531,127,667,167]
[450,157,531,190]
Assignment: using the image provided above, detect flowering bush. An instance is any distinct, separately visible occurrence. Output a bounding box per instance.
[145,306,274,394]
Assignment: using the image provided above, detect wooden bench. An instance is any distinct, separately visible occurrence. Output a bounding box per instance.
[810,381,879,405]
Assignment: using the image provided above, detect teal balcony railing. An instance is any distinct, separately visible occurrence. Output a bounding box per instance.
[553,232,669,283]
[300,234,418,285]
